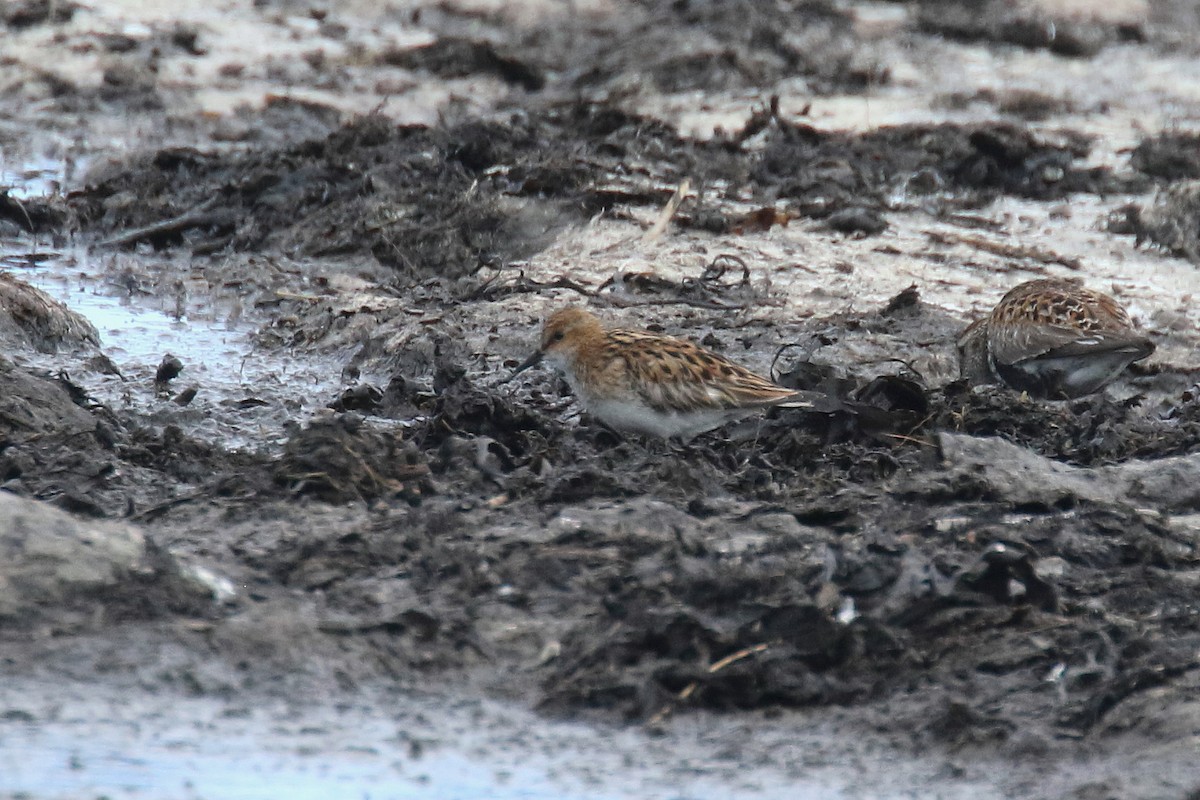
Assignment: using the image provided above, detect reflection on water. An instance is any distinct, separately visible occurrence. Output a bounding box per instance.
[3,722,591,800]
[0,688,847,800]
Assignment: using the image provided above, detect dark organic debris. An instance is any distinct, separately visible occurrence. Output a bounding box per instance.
[99,196,237,250]
[565,1,875,97]
[959,542,1059,612]
[1116,180,1200,262]
[850,374,931,436]
[381,37,545,91]
[597,254,770,310]
[274,415,430,504]
[1130,132,1200,180]
[953,127,1089,198]
[3,0,78,28]
[71,116,583,277]
[757,122,1135,223]
[825,207,887,236]
[540,556,872,718]
[464,270,594,304]
[330,384,384,413]
[926,230,1082,270]
[0,191,67,233]
[155,353,184,385]
[915,0,1139,58]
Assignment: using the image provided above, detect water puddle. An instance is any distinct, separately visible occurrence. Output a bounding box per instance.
[0,155,74,201]
[4,243,347,451]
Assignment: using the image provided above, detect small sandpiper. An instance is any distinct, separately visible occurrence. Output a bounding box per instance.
[513,307,810,439]
[957,279,1154,399]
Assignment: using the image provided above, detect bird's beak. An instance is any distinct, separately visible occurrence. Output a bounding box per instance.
[511,349,543,378]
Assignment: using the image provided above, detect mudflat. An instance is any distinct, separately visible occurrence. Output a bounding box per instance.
[1,1,1199,797]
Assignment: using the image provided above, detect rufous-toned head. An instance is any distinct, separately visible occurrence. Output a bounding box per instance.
[513,307,605,376]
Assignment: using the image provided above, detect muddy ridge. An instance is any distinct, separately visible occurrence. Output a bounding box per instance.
[33,106,1147,275]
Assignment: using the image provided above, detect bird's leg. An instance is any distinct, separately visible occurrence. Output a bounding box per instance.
[587,418,627,451]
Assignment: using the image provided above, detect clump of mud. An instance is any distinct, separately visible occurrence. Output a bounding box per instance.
[1130,131,1200,180]
[68,116,581,276]
[0,272,98,352]
[0,354,271,518]
[1108,132,1200,261]
[1116,179,1200,262]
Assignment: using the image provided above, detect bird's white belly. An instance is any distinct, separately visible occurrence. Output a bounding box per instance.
[1007,350,1141,398]
[556,367,744,439]
[586,397,737,439]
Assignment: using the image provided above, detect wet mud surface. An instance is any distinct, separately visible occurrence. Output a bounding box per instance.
[4,0,1200,797]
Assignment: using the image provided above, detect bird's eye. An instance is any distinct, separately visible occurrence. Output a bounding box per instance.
[551,331,565,342]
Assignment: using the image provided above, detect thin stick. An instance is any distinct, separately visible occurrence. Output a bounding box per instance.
[100,197,223,248]
[646,642,770,726]
[643,178,691,245]
[927,230,1082,270]
[881,432,937,448]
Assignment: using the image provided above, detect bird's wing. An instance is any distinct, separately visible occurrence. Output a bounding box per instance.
[608,330,799,412]
[991,323,1154,367]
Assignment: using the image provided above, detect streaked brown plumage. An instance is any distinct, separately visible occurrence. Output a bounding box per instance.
[957,279,1154,399]
[513,307,808,439]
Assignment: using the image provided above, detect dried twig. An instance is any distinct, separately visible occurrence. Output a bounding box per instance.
[642,178,692,245]
[461,270,595,302]
[927,230,1082,270]
[3,193,36,233]
[100,197,229,248]
[881,432,937,448]
[646,642,770,726]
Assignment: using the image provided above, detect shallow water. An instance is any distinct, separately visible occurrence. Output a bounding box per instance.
[0,685,856,800]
